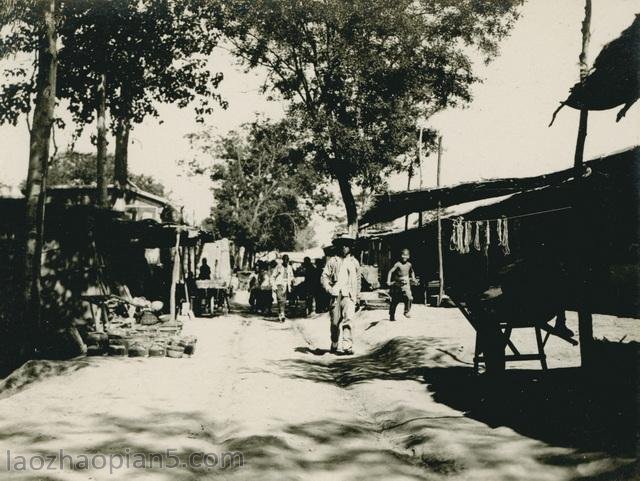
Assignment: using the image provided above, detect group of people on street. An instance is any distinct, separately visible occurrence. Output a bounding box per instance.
[248,254,328,320]
[247,235,418,355]
[249,255,301,321]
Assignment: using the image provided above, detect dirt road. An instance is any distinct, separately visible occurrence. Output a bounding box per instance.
[0,302,636,480]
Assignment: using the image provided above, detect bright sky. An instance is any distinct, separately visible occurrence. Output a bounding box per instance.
[1,0,639,238]
[411,0,640,191]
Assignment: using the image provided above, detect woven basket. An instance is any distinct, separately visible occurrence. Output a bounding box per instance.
[128,344,148,357]
[86,332,108,345]
[148,345,166,357]
[166,346,184,358]
[87,345,105,356]
[108,344,127,356]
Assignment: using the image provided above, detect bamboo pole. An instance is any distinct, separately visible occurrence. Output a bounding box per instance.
[436,136,445,306]
[574,0,593,367]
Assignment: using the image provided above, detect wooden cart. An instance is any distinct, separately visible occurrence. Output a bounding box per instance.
[194,279,231,316]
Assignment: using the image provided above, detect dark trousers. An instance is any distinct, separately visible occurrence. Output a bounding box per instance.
[255,289,272,313]
[389,284,412,319]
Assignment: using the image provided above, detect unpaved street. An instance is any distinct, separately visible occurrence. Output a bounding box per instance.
[0,302,636,481]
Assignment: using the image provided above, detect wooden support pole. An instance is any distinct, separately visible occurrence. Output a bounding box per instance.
[404,166,412,231]
[574,0,594,367]
[418,126,424,227]
[181,246,190,308]
[436,136,445,306]
[169,231,181,321]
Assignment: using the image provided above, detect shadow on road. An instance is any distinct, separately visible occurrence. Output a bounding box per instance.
[422,365,637,457]
[294,346,332,356]
[0,336,636,480]
[276,336,638,460]
[364,320,381,331]
[0,407,452,481]
[0,357,94,400]
[277,336,461,387]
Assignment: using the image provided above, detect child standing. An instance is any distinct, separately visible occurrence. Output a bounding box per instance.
[387,248,417,321]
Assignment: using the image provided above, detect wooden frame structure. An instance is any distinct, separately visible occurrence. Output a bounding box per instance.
[453,297,578,373]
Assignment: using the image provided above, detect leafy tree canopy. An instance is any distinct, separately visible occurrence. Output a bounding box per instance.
[0,0,226,131]
[185,118,332,252]
[221,0,523,231]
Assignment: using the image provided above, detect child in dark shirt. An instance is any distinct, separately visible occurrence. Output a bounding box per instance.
[387,248,417,321]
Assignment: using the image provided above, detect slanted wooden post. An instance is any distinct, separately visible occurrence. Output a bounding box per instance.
[574,0,594,367]
[169,231,181,321]
[436,136,445,306]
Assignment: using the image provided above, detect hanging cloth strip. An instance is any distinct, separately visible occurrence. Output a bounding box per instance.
[449,219,457,251]
[497,217,511,255]
[483,220,490,255]
[463,221,472,253]
[450,218,465,253]
[452,217,509,255]
[450,218,488,254]
[473,221,481,251]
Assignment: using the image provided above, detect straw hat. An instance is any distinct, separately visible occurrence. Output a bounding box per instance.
[332,234,356,247]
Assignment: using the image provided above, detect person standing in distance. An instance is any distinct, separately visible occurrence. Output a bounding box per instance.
[387,248,417,321]
[272,254,294,322]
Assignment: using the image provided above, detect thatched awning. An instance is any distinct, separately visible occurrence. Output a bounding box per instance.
[361,147,639,228]
[107,219,213,248]
[361,168,575,227]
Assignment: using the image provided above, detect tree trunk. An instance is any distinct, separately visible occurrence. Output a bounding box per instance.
[96,72,108,208]
[114,117,130,188]
[21,0,58,358]
[337,174,358,237]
